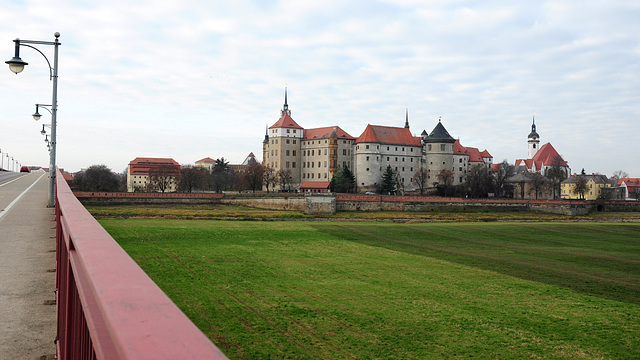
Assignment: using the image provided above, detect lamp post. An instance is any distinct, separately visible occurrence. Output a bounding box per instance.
[7,32,60,207]
[0,148,3,170]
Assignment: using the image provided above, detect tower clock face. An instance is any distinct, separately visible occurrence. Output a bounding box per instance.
[533,136,537,140]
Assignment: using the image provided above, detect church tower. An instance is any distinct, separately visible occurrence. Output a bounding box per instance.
[527,114,540,159]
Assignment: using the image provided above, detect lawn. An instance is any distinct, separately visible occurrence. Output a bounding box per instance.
[100,220,640,359]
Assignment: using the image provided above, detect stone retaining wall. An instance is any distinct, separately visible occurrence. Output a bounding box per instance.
[75,192,640,216]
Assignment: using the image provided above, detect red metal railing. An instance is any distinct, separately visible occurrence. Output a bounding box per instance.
[55,170,228,359]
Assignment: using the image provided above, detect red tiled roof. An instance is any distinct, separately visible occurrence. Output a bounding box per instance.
[269,113,303,129]
[532,143,568,167]
[303,126,355,140]
[354,124,421,146]
[465,147,484,163]
[299,181,330,189]
[453,139,467,155]
[617,178,640,187]
[480,150,492,158]
[195,157,216,163]
[129,157,179,166]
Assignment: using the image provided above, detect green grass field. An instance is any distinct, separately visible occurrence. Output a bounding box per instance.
[100,220,640,359]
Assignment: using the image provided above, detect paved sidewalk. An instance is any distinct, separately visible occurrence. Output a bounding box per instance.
[0,173,57,360]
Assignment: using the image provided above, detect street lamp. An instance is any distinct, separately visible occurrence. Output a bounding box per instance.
[7,32,61,207]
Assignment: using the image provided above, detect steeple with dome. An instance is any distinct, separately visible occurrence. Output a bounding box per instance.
[527,114,540,159]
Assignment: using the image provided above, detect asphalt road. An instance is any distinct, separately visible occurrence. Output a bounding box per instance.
[0,171,57,359]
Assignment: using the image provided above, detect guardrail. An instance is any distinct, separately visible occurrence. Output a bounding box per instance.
[55,170,228,359]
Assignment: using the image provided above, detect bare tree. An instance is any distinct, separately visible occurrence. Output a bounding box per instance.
[241,162,264,193]
[545,156,567,199]
[74,164,119,192]
[610,170,629,186]
[466,164,494,198]
[494,160,515,198]
[412,166,428,196]
[178,165,207,193]
[263,166,277,193]
[528,173,549,200]
[436,169,454,196]
[149,165,179,193]
[573,175,588,199]
[277,168,293,192]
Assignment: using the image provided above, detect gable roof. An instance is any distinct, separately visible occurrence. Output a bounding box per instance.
[269,112,303,129]
[354,124,421,146]
[617,178,640,187]
[240,153,258,166]
[532,143,568,167]
[303,126,355,140]
[195,157,216,163]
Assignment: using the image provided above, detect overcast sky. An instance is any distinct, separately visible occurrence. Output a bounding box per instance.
[1,0,638,176]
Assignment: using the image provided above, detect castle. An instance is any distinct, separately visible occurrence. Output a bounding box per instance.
[262,89,494,193]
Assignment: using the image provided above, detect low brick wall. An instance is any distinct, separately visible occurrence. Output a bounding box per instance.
[74,192,640,216]
[220,197,306,211]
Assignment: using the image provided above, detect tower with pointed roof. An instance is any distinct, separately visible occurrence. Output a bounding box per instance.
[423,118,456,188]
[527,115,540,159]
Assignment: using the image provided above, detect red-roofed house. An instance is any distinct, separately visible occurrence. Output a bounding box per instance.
[617,178,640,199]
[452,139,493,186]
[354,123,422,192]
[263,88,356,191]
[127,157,180,192]
[195,157,216,172]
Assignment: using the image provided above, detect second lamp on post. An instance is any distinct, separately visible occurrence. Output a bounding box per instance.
[6,32,61,207]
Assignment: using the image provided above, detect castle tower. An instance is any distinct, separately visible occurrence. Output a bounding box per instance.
[424,118,455,188]
[264,87,303,190]
[527,114,540,159]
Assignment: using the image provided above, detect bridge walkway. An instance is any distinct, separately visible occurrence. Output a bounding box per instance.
[0,172,56,360]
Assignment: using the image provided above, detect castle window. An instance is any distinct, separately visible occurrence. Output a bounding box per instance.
[293,139,296,144]
[366,145,370,149]
[293,150,296,156]
[343,149,346,155]
[286,162,290,168]
[396,147,398,151]
[441,144,445,151]
[366,168,370,171]
[402,147,405,151]
[324,161,327,167]
[286,139,290,144]
[366,156,370,161]
[293,130,297,133]
[318,162,321,167]
[428,145,432,151]
[286,150,290,156]
[287,129,290,133]
[292,162,296,168]
[325,149,327,155]
[387,147,390,150]
[411,148,413,152]
[533,144,536,149]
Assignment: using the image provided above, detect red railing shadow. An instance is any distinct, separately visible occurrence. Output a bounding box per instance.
[55,170,228,359]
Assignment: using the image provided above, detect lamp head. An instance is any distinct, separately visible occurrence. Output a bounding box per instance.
[40,125,46,135]
[33,108,42,121]
[6,56,28,74]
[7,38,28,74]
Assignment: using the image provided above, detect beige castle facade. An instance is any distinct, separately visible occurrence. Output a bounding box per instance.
[262,89,493,193]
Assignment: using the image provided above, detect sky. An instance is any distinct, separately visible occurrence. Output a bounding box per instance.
[0,0,638,176]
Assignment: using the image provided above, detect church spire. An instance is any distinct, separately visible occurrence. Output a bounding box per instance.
[404,107,409,129]
[281,86,291,117]
[263,124,269,143]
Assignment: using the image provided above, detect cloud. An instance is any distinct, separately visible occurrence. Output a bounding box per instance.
[0,0,637,177]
